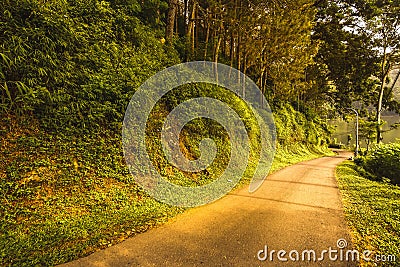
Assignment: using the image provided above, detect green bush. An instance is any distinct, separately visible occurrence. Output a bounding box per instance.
[273,103,330,146]
[0,0,179,132]
[362,143,400,185]
[328,143,346,149]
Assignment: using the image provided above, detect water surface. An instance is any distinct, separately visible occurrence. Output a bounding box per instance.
[330,115,400,148]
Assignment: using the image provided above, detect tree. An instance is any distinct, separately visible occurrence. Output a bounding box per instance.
[363,2,400,143]
[165,0,318,104]
[358,119,378,152]
[313,0,400,143]
[313,0,380,108]
[165,0,178,44]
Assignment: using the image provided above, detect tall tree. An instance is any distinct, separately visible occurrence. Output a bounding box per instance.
[165,0,178,44]
[166,0,319,104]
[313,0,380,108]
[362,1,400,143]
[313,0,400,143]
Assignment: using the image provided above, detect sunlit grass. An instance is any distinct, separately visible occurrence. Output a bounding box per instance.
[336,161,400,267]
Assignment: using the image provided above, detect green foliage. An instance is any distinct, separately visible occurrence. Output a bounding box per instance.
[196,0,319,102]
[313,0,400,134]
[273,103,331,146]
[272,143,333,172]
[359,118,379,151]
[0,106,331,266]
[0,0,179,131]
[108,0,169,30]
[144,83,263,187]
[0,116,185,266]
[0,0,335,265]
[361,143,400,185]
[313,0,380,107]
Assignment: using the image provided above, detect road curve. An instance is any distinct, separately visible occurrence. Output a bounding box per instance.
[60,151,356,267]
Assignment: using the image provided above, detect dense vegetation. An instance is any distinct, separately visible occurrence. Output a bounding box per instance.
[314,0,400,143]
[356,143,400,185]
[1,0,183,131]
[1,0,398,266]
[339,142,400,265]
[1,0,399,127]
[0,106,331,266]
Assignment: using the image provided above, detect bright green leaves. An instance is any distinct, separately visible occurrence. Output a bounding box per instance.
[0,0,179,132]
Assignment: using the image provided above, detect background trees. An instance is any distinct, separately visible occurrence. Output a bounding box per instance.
[313,0,400,143]
[361,1,400,143]
[1,0,399,137]
[162,0,319,104]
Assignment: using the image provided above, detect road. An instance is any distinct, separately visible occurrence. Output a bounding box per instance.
[61,151,356,266]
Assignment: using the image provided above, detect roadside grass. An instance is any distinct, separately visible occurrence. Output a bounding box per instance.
[336,161,400,267]
[270,143,333,173]
[1,116,331,266]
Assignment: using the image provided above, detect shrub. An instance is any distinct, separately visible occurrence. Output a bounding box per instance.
[362,143,400,185]
[328,143,346,149]
[273,103,330,146]
[0,0,179,132]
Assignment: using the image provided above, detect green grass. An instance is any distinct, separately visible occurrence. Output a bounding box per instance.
[270,143,333,172]
[336,161,400,267]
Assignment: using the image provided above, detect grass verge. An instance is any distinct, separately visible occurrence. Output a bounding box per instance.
[270,143,333,173]
[336,161,400,266]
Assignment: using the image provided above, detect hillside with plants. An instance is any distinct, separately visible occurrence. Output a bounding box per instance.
[1,0,399,266]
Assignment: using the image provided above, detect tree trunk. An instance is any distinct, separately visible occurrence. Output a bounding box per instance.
[186,1,196,60]
[214,35,222,83]
[386,69,400,98]
[214,7,223,65]
[184,0,189,33]
[377,81,384,144]
[242,54,247,99]
[237,36,241,84]
[166,0,178,44]
[203,10,210,61]
[194,3,198,56]
[376,50,391,144]
[230,32,235,68]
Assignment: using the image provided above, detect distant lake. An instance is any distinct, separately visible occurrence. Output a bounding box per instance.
[329,115,400,147]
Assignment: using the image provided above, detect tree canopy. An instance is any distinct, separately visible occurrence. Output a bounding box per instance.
[1,0,399,139]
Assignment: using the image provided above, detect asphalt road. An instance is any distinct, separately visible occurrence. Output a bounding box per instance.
[60,151,356,267]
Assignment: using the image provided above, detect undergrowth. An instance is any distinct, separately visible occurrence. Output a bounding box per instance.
[355,143,400,185]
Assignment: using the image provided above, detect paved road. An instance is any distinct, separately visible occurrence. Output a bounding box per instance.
[61,151,356,266]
